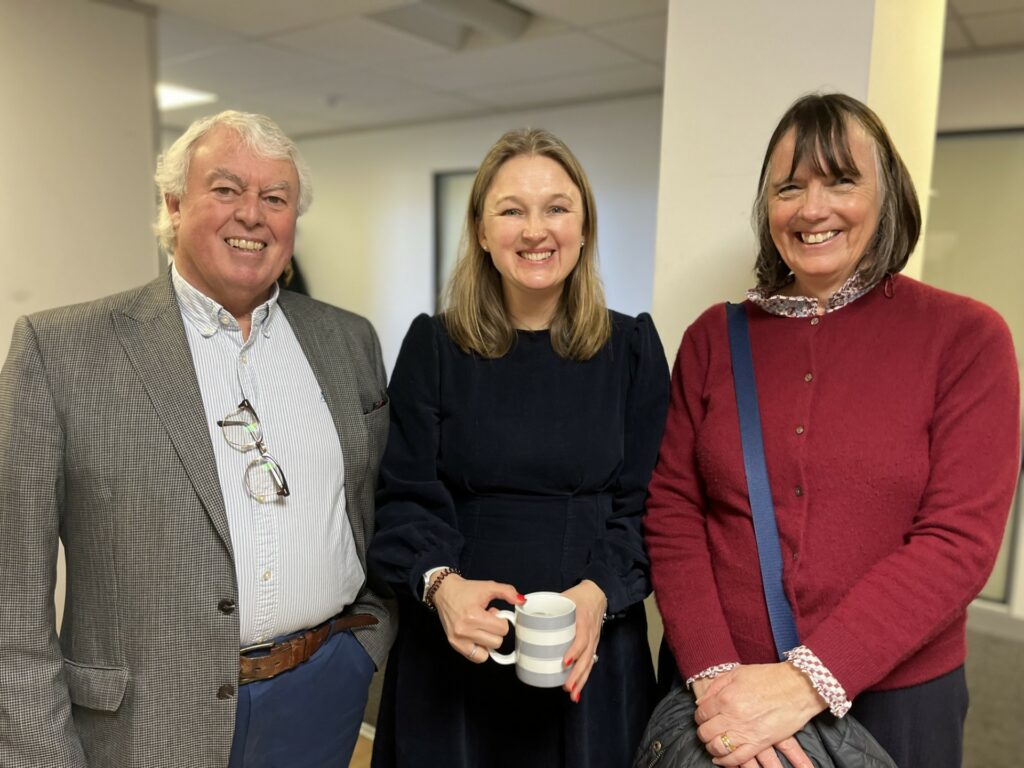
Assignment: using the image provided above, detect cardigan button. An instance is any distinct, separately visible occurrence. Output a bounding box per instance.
[218,598,236,615]
[810,317,820,326]
[795,425,805,435]
[217,684,235,699]
[804,372,814,382]
[795,486,804,497]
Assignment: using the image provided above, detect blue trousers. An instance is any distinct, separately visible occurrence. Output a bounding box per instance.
[850,665,969,768]
[228,629,375,768]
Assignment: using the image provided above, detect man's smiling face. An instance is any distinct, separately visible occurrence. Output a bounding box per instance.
[167,124,299,315]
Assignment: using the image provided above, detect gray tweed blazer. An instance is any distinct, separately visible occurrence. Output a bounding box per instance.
[0,272,394,767]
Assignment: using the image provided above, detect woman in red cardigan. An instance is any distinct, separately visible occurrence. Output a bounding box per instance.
[645,93,1020,768]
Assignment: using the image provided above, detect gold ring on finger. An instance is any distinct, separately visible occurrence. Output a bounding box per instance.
[719,733,735,753]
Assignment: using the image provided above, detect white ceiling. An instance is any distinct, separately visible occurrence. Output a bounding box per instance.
[137,0,1024,140]
[947,0,1024,52]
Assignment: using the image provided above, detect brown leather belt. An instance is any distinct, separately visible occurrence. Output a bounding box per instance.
[238,613,378,685]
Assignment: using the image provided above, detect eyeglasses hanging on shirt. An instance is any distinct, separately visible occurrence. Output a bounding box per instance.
[217,399,290,502]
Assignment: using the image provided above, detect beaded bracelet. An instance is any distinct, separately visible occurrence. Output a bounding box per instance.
[424,567,461,611]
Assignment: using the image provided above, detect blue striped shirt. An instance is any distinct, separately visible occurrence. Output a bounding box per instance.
[172,265,364,646]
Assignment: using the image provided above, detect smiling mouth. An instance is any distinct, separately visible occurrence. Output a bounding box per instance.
[519,250,553,262]
[225,237,266,252]
[800,230,839,245]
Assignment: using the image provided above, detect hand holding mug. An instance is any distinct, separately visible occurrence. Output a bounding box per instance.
[431,572,523,663]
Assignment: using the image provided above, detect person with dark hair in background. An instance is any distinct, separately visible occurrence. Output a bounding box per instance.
[281,255,310,295]
[645,93,1020,768]
[369,127,669,767]
[0,110,393,768]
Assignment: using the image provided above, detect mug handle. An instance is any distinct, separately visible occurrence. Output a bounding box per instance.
[488,610,517,665]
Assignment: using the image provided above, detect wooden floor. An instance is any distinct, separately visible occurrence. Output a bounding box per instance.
[349,735,373,768]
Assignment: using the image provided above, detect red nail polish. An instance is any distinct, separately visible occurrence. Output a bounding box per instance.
[573,690,581,703]
[565,657,573,666]
[516,593,527,603]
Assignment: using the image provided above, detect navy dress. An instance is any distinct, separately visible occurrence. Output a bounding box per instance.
[368,312,669,768]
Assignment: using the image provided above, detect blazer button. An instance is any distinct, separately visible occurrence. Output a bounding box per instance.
[218,598,236,615]
[217,684,235,700]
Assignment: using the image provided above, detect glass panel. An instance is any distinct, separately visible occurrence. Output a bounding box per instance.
[923,131,1024,604]
[434,170,476,311]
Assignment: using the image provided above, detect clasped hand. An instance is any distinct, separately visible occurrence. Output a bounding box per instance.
[431,574,607,702]
[692,663,825,768]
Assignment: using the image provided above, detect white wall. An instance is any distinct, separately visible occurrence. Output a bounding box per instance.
[0,0,160,359]
[295,94,662,372]
[652,0,876,347]
[651,0,945,348]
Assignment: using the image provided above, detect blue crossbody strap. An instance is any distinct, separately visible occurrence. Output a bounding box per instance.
[725,302,800,660]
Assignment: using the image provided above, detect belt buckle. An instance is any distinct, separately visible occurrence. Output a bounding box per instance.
[239,640,275,656]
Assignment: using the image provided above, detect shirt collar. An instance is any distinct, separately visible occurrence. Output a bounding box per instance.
[171,262,279,339]
[747,271,875,318]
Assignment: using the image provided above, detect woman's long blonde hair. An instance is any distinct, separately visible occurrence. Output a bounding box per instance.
[443,128,610,360]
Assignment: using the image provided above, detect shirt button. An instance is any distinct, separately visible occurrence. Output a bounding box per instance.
[218,598,236,615]
[220,316,231,326]
[262,570,272,582]
[810,317,820,326]
[795,425,805,435]
[795,486,804,497]
[239,353,248,364]
[217,684,235,699]
[804,372,814,382]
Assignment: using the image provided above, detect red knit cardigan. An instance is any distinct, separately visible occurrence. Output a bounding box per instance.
[645,276,1020,698]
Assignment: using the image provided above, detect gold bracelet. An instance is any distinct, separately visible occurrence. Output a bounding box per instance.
[424,567,461,611]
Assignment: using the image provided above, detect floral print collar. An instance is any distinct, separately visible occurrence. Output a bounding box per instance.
[747,272,876,318]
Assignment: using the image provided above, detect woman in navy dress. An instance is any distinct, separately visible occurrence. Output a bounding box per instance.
[368,128,669,767]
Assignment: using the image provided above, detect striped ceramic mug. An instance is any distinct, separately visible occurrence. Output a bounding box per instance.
[489,592,575,687]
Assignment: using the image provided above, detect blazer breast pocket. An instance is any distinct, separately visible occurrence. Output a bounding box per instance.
[361,398,390,462]
[64,659,129,713]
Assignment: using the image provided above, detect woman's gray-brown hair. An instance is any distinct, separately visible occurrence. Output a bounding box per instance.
[154,110,313,254]
[751,93,921,295]
[442,127,610,360]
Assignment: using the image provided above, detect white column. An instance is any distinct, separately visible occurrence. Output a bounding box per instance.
[0,0,160,630]
[0,0,160,359]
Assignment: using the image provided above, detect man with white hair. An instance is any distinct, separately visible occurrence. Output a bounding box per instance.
[0,111,393,767]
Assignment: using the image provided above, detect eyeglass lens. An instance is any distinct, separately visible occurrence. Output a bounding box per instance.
[217,400,289,502]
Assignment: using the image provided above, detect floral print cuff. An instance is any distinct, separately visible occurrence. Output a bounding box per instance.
[685,662,739,689]
[785,645,852,717]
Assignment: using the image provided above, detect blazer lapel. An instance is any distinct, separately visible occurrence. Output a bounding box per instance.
[111,274,232,554]
[279,293,370,531]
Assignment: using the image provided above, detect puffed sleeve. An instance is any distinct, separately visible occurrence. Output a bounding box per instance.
[645,306,743,676]
[579,313,670,614]
[367,314,465,603]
